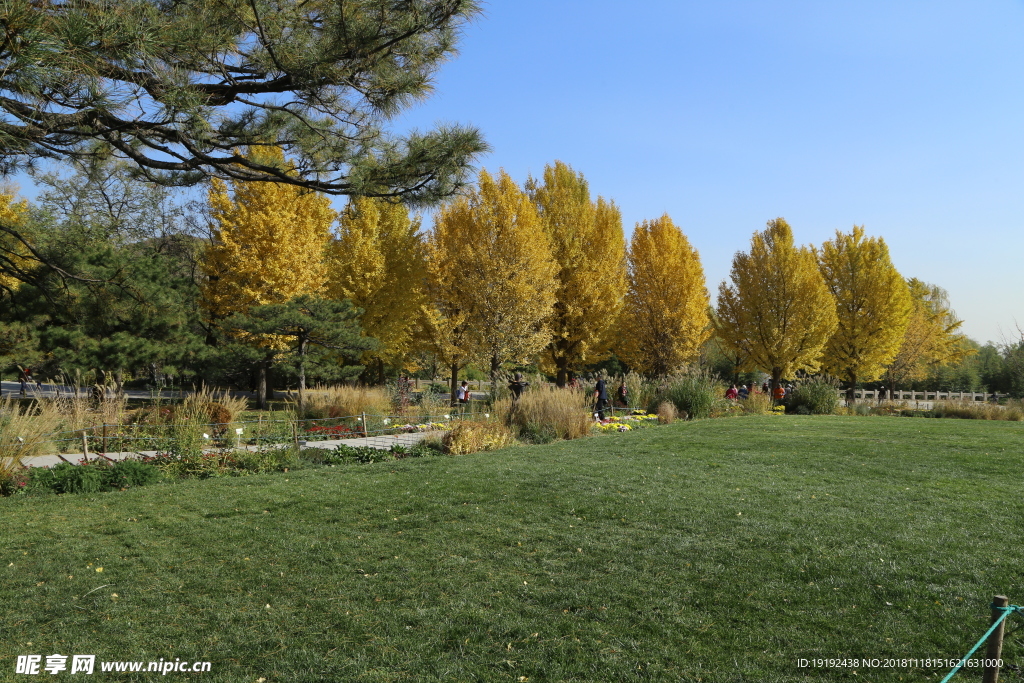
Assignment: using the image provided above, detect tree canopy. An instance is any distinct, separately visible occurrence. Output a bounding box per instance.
[424,168,556,399]
[0,0,487,201]
[715,218,837,390]
[528,161,626,386]
[618,214,709,376]
[817,226,911,398]
[328,197,427,380]
[223,296,375,413]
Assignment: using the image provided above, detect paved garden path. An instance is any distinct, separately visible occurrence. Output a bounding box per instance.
[17,431,441,469]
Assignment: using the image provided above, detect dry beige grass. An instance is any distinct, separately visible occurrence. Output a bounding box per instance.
[932,400,1024,421]
[496,387,592,441]
[656,401,678,424]
[741,392,773,415]
[0,400,62,479]
[179,386,249,425]
[302,384,393,419]
[442,420,517,455]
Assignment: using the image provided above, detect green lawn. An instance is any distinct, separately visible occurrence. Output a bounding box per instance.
[3,416,1024,682]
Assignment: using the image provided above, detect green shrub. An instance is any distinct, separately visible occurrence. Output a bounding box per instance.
[649,373,718,420]
[314,444,393,464]
[232,447,300,473]
[787,379,840,415]
[400,440,445,458]
[299,447,337,465]
[29,462,106,494]
[25,459,163,495]
[104,459,161,489]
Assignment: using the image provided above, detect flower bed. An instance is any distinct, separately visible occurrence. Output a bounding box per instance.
[593,413,658,432]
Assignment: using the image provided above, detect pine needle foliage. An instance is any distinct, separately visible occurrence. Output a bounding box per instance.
[0,0,487,201]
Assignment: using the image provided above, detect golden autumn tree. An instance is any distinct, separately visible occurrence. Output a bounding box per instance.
[817,226,911,401]
[327,197,427,382]
[0,190,32,296]
[716,218,837,391]
[528,161,626,386]
[883,279,973,392]
[424,168,557,401]
[200,148,335,407]
[617,214,710,376]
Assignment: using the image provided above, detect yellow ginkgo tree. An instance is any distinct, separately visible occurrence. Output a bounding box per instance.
[817,226,911,402]
[617,214,710,376]
[528,161,626,386]
[883,279,972,393]
[424,168,557,401]
[200,148,336,407]
[0,189,35,296]
[327,197,427,382]
[716,218,837,391]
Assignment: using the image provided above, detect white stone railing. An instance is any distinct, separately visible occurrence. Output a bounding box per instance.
[839,390,1008,402]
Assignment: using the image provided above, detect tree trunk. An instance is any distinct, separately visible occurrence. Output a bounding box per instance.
[771,367,782,395]
[297,338,307,416]
[846,370,857,405]
[377,358,385,385]
[555,357,569,389]
[490,353,501,390]
[449,361,460,408]
[257,357,270,410]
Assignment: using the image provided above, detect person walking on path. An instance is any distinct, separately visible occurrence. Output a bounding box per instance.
[508,373,528,403]
[594,374,609,420]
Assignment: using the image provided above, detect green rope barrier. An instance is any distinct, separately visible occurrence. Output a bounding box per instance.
[940,604,1023,683]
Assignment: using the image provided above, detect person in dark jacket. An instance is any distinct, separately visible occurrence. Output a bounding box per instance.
[594,375,609,420]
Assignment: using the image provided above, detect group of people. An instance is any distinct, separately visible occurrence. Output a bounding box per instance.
[725,381,792,404]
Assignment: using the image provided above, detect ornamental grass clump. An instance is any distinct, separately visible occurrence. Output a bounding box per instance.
[302,384,392,420]
[649,372,718,420]
[178,386,249,430]
[787,378,840,415]
[929,400,1024,421]
[496,387,591,443]
[741,391,773,415]
[623,371,656,412]
[0,400,61,485]
[656,401,678,424]
[442,420,516,455]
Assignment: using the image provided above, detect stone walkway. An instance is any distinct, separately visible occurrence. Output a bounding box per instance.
[17,431,441,469]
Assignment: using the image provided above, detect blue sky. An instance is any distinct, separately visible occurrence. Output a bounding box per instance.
[395,0,1024,345]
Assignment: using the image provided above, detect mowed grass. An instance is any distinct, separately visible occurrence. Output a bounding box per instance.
[3,416,1024,682]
